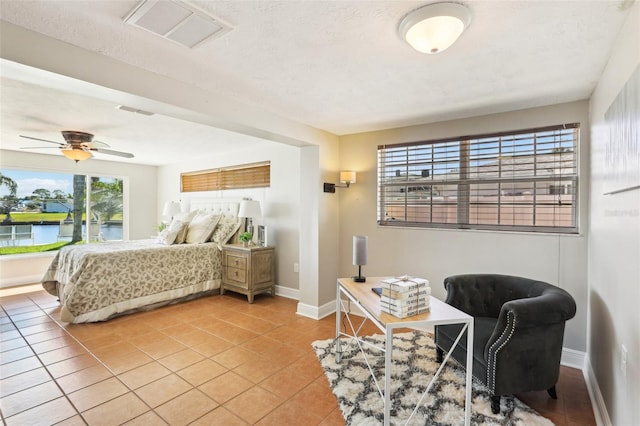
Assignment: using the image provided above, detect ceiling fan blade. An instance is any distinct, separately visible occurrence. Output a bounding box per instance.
[19,135,65,146]
[20,146,61,149]
[92,148,135,158]
[86,139,110,148]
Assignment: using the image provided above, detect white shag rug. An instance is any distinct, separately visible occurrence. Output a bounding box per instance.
[312,331,554,426]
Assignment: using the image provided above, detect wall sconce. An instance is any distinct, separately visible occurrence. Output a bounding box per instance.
[324,171,356,193]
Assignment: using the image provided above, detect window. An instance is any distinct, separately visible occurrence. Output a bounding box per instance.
[0,169,125,253]
[377,123,579,233]
[181,161,270,192]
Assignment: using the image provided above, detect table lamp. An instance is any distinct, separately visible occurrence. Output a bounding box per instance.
[238,200,261,236]
[352,235,368,283]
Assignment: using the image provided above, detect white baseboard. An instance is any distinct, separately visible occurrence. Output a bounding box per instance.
[561,347,585,370]
[274,285,299,300]
[584,356,612,426]
[296,299,335,320]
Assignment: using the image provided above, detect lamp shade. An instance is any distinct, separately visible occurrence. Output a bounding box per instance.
[340,171,356,185]
[238,200,261,219]
[353,235,368,266]
[62,149,92,162]
[399,2,471,54]
[162,201,181,219]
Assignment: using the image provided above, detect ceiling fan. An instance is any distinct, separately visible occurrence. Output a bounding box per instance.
[19,130,135,162]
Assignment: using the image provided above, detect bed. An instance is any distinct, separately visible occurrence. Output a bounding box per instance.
[42,198,245,323]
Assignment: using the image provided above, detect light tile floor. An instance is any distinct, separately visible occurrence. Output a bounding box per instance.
[1,286,595,425]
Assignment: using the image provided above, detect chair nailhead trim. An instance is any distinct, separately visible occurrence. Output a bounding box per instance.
[487,311,516,393]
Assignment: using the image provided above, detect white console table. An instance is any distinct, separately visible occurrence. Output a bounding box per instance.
[335,277,474,426]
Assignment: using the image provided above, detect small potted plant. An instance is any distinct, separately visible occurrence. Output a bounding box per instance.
[239,232,253,247]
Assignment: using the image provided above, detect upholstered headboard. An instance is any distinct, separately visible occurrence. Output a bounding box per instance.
[184,198,247,245]
[185,198,242,217]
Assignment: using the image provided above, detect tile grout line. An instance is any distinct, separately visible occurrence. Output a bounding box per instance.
[24,294,290,425]
[1,294,160,425]
[4,291,350,425]
[1,302,84,424]
[23,293,169,425]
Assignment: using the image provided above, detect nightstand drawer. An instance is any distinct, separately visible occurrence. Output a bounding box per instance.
[225,266,248,287]
[225,252,247,269]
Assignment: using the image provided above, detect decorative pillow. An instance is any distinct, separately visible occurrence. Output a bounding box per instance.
[211,216,242,248]
[158,220,188,245]
[172,211,198,244]
[185,213,221,244]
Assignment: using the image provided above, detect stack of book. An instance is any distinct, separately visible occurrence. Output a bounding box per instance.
[379,276,430,318]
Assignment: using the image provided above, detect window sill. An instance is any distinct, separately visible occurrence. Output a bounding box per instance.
[0,251,58,261]
[377,223,584,238]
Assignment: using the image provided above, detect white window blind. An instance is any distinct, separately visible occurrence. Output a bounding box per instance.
[377,123,579,233]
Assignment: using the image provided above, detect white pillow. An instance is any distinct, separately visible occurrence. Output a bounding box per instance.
[159,220,188,245]
[185,213,221,244]
[172,211,198,244]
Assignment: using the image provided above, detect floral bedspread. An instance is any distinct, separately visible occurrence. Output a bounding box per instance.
[42,239,222,323]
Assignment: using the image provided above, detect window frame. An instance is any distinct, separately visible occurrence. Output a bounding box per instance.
[0,168,127,253]
[377,123,580,234]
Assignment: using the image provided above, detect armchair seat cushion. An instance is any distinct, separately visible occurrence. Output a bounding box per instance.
[436,317,497,383]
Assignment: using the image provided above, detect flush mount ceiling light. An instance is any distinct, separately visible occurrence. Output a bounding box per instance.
[399,2,471,54]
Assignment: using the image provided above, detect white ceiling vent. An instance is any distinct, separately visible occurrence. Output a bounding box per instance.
[116,105,155,116]
[124,0,232,48]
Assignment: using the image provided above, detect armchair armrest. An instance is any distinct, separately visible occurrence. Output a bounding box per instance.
[487,287,576,349]
[501,287,576,326]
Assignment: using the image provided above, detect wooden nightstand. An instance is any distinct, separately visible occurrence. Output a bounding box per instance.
[221,244,275,303]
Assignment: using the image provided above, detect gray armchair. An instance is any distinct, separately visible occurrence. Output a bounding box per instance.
[434,274,576,414]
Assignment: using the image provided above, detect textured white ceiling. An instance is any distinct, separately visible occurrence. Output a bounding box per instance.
[0,0,633,165]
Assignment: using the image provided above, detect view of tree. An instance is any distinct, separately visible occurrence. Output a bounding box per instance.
[0,172,18,223]
[52,189,68,199]
[91,178,123,222]
[72,175,86,242]
[32,188,52,200]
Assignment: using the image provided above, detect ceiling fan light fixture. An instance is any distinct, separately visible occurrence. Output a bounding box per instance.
[399,2,471,54]
[62,149,92,163]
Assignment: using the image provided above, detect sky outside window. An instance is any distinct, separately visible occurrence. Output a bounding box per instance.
[0,169,73,198]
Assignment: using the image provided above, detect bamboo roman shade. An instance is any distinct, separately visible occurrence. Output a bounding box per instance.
[181,161,270,192]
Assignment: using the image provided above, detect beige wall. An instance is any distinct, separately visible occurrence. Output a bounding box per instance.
[338,101,590,353]
[0,149,157,287]
[588,2,639,424]
[157,140,301,293]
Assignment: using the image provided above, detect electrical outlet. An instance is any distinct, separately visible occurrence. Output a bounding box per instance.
[294,262,299,273]
[621,344,627,378]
